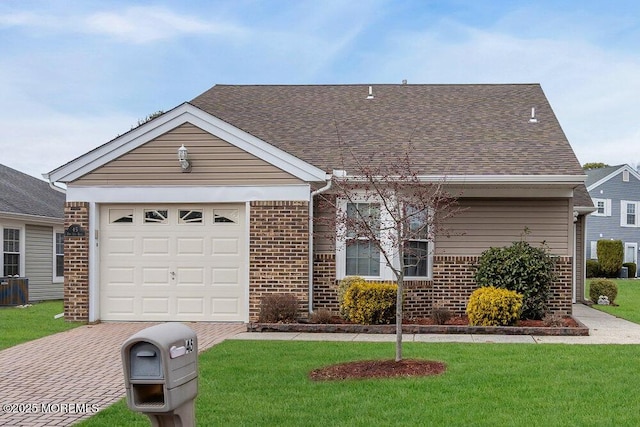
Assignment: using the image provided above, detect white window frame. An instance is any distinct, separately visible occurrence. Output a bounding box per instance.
[590,241,598,260]
[1,223,25,277]
[592,198,611,217]
[335,194,433,281]
[53,229,64,283]
[621,201,639,227]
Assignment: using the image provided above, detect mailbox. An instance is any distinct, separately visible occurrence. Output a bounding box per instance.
[121,323,198,426]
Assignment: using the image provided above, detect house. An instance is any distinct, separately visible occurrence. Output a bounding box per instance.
[585,164,640,276]
[44,84,593,323]
[0,164,66,301]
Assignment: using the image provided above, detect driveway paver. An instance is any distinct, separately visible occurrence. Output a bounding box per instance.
[0,322,245,426]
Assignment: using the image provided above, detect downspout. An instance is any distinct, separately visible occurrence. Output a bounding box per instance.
[308,173,334,314]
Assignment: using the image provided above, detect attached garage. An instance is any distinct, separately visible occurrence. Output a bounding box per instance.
[99,204,247,321]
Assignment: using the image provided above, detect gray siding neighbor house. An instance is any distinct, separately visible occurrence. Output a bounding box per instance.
[0,164,66,301]
[45,83,594,322]
[586,164,640,276]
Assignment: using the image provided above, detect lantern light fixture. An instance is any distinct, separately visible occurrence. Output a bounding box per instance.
[178,144,191,172]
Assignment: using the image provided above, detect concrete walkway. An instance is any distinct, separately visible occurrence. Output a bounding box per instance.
[1,304,639,426]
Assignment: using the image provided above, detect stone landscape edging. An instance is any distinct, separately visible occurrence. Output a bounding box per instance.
[248,317,589,336]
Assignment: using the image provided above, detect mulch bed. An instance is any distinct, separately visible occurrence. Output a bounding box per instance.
[309,359,447,381]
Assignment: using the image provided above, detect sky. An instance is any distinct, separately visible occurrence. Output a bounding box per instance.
[1,0,639,180]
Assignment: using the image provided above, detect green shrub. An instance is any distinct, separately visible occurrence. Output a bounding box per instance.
[337,276,367,318]
[586,260,601,278]
[474,240,555,319]
[597,240,624,277]
[341,281,397,325]
[589,279,618,305]
[259,293,299,323]
[623,262,637,278]
[466,287,523,326]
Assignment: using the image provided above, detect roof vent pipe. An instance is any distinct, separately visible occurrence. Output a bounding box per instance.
[529,107,538,123]
[366,86,374,99]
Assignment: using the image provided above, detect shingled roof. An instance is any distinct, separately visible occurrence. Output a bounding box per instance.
[0,164,65,219]
[191,84,584,177]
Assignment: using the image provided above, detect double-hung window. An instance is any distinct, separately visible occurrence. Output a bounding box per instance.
[345,203,380,277]
[54,232,64,281]
[592,198,611,217]
[621,201,639,227]
[3,228,20,276]
[404,205,430,278]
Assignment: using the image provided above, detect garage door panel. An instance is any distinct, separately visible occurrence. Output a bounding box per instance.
[100,204,247,321]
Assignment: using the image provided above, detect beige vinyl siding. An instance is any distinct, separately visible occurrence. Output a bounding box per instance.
[70,123,304,186]
[25,225,63,301]
[436,198,572,256]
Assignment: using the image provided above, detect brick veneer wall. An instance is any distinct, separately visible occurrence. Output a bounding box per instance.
[249,201,310,321]
[64,202,90,321]
[312,254,574,318]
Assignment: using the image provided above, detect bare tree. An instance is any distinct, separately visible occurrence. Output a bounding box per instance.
[317,148,461,361]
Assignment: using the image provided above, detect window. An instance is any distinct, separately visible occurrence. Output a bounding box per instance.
[109,209,133,224]
[590,241,598,260]
[179,210,203,224]
[404,205,430,277]
[214,209,239,224]
[345,203,380,277]
[3,228,20,276]
[592,198,611,217]
[623,170,630,182]
[144,209,168,224]
[621,201,639,227]
[54,232,64,280]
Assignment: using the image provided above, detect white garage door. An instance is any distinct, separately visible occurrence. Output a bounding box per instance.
[99,204,247,321]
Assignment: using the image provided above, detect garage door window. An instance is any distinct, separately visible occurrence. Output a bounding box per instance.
[214,209,238,224]
[144,209,168,224]
[109,209,134,224]
[179,210,203,224]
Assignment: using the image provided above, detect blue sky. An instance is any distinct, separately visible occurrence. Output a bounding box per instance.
[1,0,639,179]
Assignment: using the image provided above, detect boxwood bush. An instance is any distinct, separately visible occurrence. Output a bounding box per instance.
[586,260,601,278]
[341,281,397,325]
[623,262,637,278]
[589,279,618,305]
[474,240,555,320]
[466,287,523,326]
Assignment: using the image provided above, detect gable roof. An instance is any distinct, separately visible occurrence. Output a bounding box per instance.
[0,164,65,220]
[191,84,585,179]
[585,164,640,190]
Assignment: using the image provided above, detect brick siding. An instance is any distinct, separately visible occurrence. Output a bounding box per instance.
[64,202,90,321]
[312,254,574,318]
[249,201,310,321]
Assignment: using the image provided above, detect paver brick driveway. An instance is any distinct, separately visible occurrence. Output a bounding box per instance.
[0,322,245,426]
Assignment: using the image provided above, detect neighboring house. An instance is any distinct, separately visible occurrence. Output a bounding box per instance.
[0,164,66,301]
[585,164,640,276]
[44,84,593,323]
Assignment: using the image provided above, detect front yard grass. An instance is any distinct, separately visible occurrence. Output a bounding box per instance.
[80,340,640,426]
[0,300,80,350]
[587,278,640,324]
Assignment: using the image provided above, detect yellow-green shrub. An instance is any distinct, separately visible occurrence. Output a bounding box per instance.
[466,287,523,326]
[341,281,397,324]
[337,276,367,319]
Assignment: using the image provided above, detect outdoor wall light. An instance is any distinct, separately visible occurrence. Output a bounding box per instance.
[178,144,192,172]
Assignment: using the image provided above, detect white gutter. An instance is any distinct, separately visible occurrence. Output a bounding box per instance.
[308,172,337,314]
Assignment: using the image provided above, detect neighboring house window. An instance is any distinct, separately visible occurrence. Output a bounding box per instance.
[592,198,611,217]
[54,232,64,281]
[621,201,639,227]
[590,241,598,260]
[3,228,20,276]
[404,205,430,278]
[345,203,381,276]
[623,170,630,182]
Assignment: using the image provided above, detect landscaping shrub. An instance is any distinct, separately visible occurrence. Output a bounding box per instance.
[623,262,637,278]
[310,308,334,324]
[430,307,453,325]
[259,293,299,323]
[586,260,601,278]
[466,286,523,326]
[337,276,367,319]
[474,239,554,319]
[596,240,624,277]
[341,281,397,324]
[589,279,618,305]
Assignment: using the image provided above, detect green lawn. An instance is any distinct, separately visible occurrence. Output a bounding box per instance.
[80,340,640,426]
[587,278,640,323]
[0,300,81,350]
